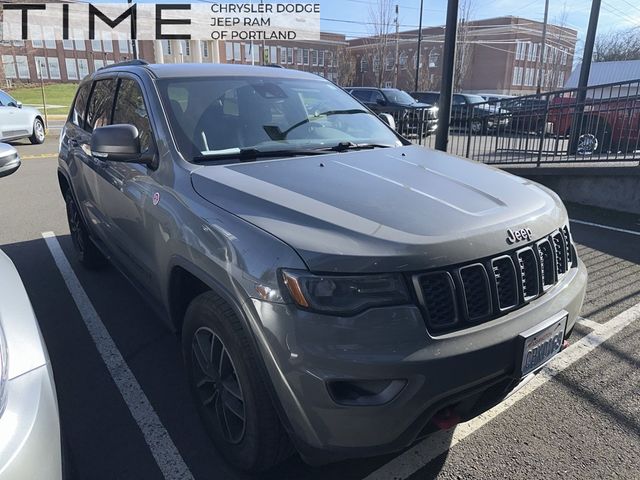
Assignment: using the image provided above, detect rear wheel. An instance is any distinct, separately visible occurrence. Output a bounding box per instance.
[570,119,611,155]
[182,292,292,472]
[64,190,107,269]
[29,118,45,144]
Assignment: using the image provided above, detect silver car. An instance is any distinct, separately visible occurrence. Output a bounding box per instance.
[0,90,46,144]
[0,144,62,479]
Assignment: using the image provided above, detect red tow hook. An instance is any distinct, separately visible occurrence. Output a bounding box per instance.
[431,408,461,430]
[562,340,570,351]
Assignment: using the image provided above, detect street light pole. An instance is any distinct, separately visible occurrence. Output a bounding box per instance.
[414,0,424,92]
[535,0,549,95]
[435,0,459,152]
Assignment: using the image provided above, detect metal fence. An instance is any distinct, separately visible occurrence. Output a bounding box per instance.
[394,79,640,166]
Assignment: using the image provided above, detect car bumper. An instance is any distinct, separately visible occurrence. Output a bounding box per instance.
[248,259,587,464]
[0,364,62,479]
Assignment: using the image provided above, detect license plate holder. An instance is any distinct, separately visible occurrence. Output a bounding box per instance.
[517,311,567,378]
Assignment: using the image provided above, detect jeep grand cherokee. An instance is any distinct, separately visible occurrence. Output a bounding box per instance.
[57,61,587,472]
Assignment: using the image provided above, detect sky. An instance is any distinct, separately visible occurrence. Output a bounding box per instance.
[318,0,640,58]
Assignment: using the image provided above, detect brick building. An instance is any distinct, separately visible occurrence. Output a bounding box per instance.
[348,16,577,95]
[218,32,348,82]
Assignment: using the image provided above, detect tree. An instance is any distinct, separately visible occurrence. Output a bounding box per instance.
[453,0,475,92]
[594,27,640,62]
[366,0,395,87]
[335,46,356,87]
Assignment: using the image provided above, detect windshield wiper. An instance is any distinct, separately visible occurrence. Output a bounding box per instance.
[320,141,395,152]
[193,147,328,163]
[264,109,368,141]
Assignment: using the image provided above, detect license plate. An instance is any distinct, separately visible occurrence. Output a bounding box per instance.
[517,312,567,377]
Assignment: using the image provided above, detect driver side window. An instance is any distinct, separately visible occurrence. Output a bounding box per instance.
[0,91,16,106]
[113,79,153,153]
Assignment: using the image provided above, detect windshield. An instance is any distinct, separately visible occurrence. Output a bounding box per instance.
[157,76,402,160]
[383,89,418,106]
[465,95,486,104]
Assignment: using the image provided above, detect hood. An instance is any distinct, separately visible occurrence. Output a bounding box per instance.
[191,146,567,273]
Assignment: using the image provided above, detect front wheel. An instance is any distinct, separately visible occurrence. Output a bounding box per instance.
[29,118,45,144]
[569,120,611,155]
[182,292,292,472]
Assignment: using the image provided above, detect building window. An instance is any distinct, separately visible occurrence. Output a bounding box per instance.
[102,32,113,53]
[297,48,303,65]
[557,71,565,87]
[78,58,89,79]
[287,48,293,64]
[164,40,172,56]
[225,42,232,61]
[269,46,277,63]
[47,57,61,79]
[542,44,548,63]
[280,47,287,64]
[360,56,368,72]
[384,81,393,88]
[384,54,394,71]
[372,55,380,72]
[43,27,55,49]
[244,44,258,63]
[63,39,74,50]
[15,56,29,79]
[311,49,318,66]
[32,38,44,48]
[428,49,439,68]
[515,41,524,61]
[512,66,523,86]
[524,67,533,86]
[66,58,78,80]
[91,37,102,52]
[303,49,309,65]
[233,43,241,61]
[319,50,325,67]
[35,57,48,79]
[182,40,190,56]
[399,52,408,69]
[118,34,129,54]
[94,59,104,71]
[12,40,24,47]
[202,41,209,58]
[561,49,568,65]
[1,55,16,79]
[74,30,85,51]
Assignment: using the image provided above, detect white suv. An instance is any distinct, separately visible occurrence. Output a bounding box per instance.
[0,90,46,144]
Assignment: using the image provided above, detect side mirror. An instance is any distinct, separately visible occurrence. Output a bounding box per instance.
[8,101,21,108]
[0,144,21,179]
[378,113,396,130]
[91,124,152,164]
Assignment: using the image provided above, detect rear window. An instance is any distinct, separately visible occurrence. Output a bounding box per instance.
[70,83,91,128]
[351,90,372,102]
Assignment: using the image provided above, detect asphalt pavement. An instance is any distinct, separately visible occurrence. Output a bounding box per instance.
[0,137,638,480]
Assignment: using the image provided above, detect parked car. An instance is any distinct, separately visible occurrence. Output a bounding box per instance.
[0,143,63,479]
[59,61,587,472]
[346,87,438,137]
[478,93,515,109]
[412,91,510,133]
[500,96,551,135]
[0,90,46,144]
[548,94,640,154]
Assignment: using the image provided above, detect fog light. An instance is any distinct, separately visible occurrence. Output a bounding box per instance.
[328,379,406,406]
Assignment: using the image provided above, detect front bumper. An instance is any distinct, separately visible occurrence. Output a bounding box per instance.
[0,364,62,479]
[249,259,587,464]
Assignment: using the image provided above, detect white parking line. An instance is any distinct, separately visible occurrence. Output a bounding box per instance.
[364,303,640,480]
[577,316,601,330]
[42,232,194,480]
[570,219,640,237]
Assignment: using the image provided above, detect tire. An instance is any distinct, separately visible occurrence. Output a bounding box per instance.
[64,190,107,269]
[569,119,611,155]
[182,292,292,472]
[29,117,45,144]
[470,119,483,135]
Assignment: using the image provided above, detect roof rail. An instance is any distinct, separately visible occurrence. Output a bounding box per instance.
[98,59,149,70]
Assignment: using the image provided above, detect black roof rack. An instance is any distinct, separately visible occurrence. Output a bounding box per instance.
[98,59,149,70]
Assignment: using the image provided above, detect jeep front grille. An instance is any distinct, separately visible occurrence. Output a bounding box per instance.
[414,227,575,333]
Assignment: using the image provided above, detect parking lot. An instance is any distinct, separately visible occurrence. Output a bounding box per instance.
[1,134,639,480]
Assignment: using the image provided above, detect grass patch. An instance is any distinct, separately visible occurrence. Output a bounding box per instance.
[6,83,79,115]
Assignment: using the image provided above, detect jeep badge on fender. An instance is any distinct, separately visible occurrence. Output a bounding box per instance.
[507,227,533,244]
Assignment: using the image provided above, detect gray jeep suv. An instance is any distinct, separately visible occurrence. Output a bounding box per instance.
[58,61,587,472]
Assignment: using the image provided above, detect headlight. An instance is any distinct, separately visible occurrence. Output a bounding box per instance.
[281,270,410,315]
[0,322,8,417]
